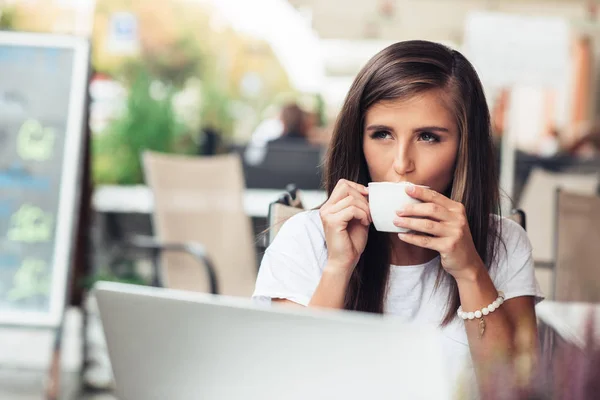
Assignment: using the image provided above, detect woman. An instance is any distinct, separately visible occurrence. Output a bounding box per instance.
[253,40,543,394]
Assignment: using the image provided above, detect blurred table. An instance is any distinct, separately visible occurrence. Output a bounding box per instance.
[536,301,600,347]
[92,185,327,218]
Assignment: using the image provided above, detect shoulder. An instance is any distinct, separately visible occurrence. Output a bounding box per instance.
[267,209,327,260]
[253,209,327,305]
[285,209,323,229]
[490,215,532,259]
[274,209,324,242]
[488,215,543,301]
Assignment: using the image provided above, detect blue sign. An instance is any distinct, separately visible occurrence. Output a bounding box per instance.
[108,12,139,54]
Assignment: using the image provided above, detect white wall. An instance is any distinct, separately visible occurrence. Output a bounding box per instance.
[290,0,588,41]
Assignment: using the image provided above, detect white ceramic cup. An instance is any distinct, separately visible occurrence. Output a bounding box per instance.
[368,182,428,233]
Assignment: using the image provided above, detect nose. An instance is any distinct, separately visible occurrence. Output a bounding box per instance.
[392,142,415,177]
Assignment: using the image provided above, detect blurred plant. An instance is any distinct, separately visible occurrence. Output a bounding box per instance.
[143,35,204,88]
[466,315,600,400]
[6,258,50,303]
[92,65,189,185]
[93,0,207,89]
[199,77,235,138]
[0,4,17,30]
[315,93,327,127]
[91,0,297,146]
[82,263,147,290]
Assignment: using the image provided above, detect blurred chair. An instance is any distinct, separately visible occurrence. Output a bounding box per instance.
[505,207,555,301]
[140,152,257,296]
[517,168,599,299]
[232,142,325,190]
[266,185,306,246]
[507,209,526,231]
[519,168,599,266]
[553,190,600,302]
[513,151,600,204]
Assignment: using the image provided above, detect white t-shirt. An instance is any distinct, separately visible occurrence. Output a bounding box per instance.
[252,210,544,396]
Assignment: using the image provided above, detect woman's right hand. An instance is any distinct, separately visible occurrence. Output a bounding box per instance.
[319,179,371,272]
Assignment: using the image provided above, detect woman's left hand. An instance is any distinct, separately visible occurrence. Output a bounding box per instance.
[393,185,483,281]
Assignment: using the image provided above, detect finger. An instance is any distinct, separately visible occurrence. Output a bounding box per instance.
[405,185,455,209]
[327,195,371,223]
[342,179,369,195]
[397,232,444,251]
[332,205,370,227]
[396,202,452,222]
[325,187,371,219]
[328,179,368,204]
[327,180,369,206]
[393,217,449,237]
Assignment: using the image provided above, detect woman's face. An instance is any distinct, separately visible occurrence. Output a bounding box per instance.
[362,89,459,194]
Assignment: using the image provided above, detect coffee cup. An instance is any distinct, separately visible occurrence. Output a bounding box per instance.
[368,182,428,233]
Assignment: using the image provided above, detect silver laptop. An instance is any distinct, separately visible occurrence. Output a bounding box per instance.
[95,282,451,400]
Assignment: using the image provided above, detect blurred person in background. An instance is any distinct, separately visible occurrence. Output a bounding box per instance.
[537,128,562,158]
[250,104,285,144]
[267,103,309,146]
[564,120,600,157]
[262,103,324,189]
[244,104,285,165]
[303,108,334,147]
[246,102,320,165]
[534,121,600,158]
[253,40,542,396]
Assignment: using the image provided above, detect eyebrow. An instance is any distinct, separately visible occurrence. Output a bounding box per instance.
[365,124,450,133]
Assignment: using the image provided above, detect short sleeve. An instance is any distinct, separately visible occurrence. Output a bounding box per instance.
[252,210,328,306]
[491,218,545,304]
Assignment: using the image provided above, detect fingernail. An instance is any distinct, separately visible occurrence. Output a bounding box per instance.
[393,218,401,226]
[396,207,404,215]
[406,185,415,194]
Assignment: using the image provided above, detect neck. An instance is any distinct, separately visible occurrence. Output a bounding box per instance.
[388,233,438,266]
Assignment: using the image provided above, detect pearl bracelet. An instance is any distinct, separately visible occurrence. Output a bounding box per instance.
[457,291,505,320]
[457,291,505,339]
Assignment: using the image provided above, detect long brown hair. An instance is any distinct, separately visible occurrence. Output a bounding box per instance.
[324,40,501,325]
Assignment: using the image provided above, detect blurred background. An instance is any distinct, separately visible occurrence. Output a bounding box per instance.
[0,0,600,399]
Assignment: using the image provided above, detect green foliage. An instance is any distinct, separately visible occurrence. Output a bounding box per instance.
[315,93,327,127]
[145,35,204,88]
[93,67,188,185]
[200,78,235,137]
[92,0,207,90]
[6,258,50,302]
[0,5,17,30]
[82,264,147,290]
